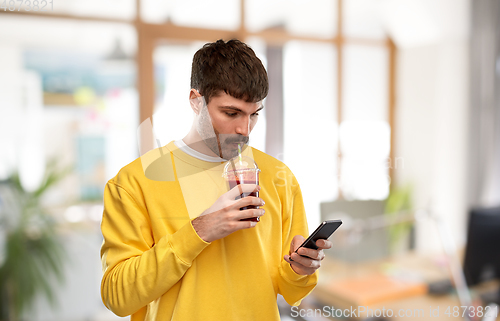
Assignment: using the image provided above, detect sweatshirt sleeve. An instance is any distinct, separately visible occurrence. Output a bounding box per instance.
[100,180,210,317]
[277,178,318,306]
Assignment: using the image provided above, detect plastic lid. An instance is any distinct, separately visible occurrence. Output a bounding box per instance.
[223,155,259,176]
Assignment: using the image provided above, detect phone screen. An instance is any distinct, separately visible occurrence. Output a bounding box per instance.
[295,220,342,252]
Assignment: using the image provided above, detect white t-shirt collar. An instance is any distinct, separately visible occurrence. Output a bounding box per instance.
[174,139,226,163]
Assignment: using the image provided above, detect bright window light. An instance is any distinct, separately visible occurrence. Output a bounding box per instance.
[339,120,390,200]
[283,40,338,229]
[89,205,104,222]
[142,0,240,30]
[246,0,337,38]
[64,205,86,223]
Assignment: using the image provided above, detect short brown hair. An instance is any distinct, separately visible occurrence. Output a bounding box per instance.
[190,39,269,104]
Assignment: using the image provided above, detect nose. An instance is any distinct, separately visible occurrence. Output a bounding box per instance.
[235,116,250,136]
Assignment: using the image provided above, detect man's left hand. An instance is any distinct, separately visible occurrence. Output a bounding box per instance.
[283,235,332,275]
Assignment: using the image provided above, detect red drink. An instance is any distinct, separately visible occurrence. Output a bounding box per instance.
[225,169,260,222]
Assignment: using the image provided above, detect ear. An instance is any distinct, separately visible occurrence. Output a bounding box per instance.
[189,89,203,115]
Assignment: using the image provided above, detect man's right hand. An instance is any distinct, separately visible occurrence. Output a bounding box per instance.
[191,184,265,243]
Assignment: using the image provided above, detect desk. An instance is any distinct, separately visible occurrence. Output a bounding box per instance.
[301,253,499,321]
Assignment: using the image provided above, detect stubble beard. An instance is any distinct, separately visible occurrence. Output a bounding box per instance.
[196,106,249,160]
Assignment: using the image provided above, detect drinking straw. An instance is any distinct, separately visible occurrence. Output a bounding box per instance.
[237,143,244,183]
[228,144,242,192]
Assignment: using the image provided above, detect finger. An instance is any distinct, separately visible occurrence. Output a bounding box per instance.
[315,239,333,250]
[232,219,259,231]
[285,255,315,275]
[296,247,324,261]
[237,208,265,221]
[290,252,321,269]
[227,184,260,199]
[233,196,265,210]
[284,255,301,266]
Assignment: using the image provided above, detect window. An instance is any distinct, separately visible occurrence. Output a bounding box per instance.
[0,0,394,233]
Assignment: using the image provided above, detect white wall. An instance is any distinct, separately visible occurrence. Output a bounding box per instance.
[390,0,470,251]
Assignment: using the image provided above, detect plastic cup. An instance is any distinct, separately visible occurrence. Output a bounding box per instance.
[223,157,261,222]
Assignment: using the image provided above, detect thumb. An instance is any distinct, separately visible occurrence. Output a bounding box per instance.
[291,235,305,252]
[290,236,300,252]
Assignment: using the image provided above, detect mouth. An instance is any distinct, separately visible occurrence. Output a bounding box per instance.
[229,142,245,148]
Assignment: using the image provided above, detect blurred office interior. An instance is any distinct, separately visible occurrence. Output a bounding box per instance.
[0,0,499,320]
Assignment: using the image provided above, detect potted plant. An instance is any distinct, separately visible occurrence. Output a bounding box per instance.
[384,184,413,255]
[0,159,71,321]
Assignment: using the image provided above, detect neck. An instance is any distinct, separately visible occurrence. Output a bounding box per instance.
[183,126,221,158]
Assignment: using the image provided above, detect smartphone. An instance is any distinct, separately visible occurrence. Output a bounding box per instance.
[295,220,342,252]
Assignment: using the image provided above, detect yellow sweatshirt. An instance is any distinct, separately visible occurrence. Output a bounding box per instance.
[100,141,317,320]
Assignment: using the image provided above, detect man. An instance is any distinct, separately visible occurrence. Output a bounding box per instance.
[100,39,332,320]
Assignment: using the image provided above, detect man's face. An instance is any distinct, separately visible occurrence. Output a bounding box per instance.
[196,92,263,159]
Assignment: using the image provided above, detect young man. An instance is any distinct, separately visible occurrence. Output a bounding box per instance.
[100,39,332,320]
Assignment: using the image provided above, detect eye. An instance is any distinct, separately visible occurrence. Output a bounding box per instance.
[225,112,237,117]
[251,112,259,117]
